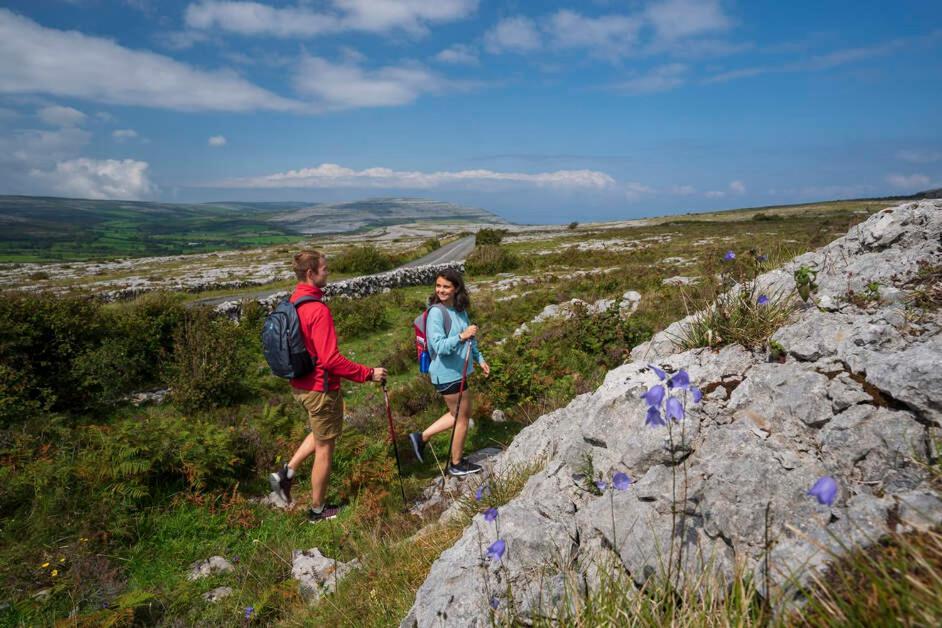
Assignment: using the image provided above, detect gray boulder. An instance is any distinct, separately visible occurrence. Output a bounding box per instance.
[202,586,233,603]
[404,200,942,626]
[292,547,360,604]
[187,556,234,581]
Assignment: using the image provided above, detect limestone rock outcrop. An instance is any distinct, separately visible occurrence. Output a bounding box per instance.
[402,200,942,626]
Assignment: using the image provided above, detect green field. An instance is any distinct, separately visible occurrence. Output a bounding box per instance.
[0,196,304,262]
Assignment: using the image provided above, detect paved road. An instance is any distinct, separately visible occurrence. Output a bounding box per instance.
[400,235,476,267]
[192,235,476,307]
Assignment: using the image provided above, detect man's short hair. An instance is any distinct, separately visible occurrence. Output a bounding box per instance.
[293,250,324,281]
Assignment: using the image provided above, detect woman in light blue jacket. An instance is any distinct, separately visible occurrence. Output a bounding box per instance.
[408,268,490,476]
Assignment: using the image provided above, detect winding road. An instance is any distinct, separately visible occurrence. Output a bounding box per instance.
[400,234,475,267]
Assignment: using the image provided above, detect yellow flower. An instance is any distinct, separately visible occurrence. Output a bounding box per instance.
[41,562,50,568]
[59,557,66,563]
[51,570,58,577]
[80,537,88,543]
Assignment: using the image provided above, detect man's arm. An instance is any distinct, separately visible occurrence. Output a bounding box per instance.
[309,305,372,383]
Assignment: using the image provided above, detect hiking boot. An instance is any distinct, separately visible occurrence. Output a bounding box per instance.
[408,432,426,463]
[307,504,341,523]
[269,464,293,504]
[448,459,483,477]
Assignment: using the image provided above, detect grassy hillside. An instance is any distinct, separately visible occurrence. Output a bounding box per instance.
[2,197,938,625]
[0,196,507,263]
[0,196,301,262]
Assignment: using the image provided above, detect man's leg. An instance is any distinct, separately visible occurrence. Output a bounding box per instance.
[288,432,317,471]
[270,399,318,503]
[310,437,336,509]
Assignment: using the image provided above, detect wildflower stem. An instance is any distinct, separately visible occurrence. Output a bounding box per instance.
[610,489,617,553]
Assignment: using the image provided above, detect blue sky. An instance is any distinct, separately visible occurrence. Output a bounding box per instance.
[0,1,940,223]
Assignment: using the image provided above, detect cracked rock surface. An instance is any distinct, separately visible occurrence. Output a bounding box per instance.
[402,200,942,627]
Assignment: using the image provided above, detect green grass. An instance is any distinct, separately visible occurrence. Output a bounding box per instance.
[5,197,931,626]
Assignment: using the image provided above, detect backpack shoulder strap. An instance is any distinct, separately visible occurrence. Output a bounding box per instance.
[430,303,452,336]
[293,295,322,309]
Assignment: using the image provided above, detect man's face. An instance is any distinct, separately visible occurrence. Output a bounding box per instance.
[308,257,329,287]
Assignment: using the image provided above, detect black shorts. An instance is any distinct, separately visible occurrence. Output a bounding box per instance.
[434,380,469,395]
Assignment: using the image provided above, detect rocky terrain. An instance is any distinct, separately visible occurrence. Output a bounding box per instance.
[403,200,942,625]
[269,197,507,234]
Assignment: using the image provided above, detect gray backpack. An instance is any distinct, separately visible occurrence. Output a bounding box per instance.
[261,296,320,378]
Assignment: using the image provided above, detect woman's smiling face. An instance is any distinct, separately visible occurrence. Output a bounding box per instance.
[435,276,456,304]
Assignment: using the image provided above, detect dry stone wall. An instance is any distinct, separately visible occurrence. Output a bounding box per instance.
[402,201,942,627]
[213,262,463,318]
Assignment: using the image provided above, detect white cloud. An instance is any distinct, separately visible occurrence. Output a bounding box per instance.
[0,127,91,169]
[484,16,542,53]
[704,180,746,198]
[294,55,451,110]
[37,105,87,127]
[670,184,697,195]
[644,0,730,41]
[209,162,616,190]
[624,181,654,201]
[483,2,734,61]
[184,0,478,38]
[434,44,478,65]
[29,158,153,200]
[0,9,301,112]
[337,0,479,34]
[612,63,687,93]
[705,31,941,84]
[544,10,642,59]
[112,128,139,141]
[897,149,942,164]
[208,135,227,146]
[887,173,931,190]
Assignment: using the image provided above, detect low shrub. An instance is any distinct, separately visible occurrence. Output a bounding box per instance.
[389,376,439,417]
[330,245,395,275]
[329,293,390,339]
[74,292,185,405]
[0,291,105,421]
[465,245,521,276]
[422,237,441,252]
[475,228,507,246]
[166,307,254,412]
[0,291,187,422]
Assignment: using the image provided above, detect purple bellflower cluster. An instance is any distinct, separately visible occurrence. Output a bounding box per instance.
[644,365,702,427]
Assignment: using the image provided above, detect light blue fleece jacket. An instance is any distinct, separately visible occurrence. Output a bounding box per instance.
[427,305,484,385]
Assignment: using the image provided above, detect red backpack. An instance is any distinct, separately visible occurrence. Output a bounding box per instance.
[413,304,451,373]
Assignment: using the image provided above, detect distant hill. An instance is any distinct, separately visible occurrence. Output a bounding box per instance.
[267,197,507,234]
[0,195,507,262]
[911,188,942,200]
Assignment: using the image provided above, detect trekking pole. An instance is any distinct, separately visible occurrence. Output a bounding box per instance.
[445,341,474,470]
[381,379,408,506]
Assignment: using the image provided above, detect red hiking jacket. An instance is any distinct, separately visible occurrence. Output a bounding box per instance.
[289,283,371,392]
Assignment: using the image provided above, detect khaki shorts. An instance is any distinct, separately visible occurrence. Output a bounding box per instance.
[292,388,344,441]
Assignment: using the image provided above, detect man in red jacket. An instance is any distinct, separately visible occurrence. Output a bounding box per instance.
[269,250,387,522]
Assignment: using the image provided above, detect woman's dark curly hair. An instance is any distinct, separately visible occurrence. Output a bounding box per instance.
[429,268,470,312]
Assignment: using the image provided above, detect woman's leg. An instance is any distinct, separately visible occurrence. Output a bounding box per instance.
[421,405,456,442]
[448,390,473,465]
